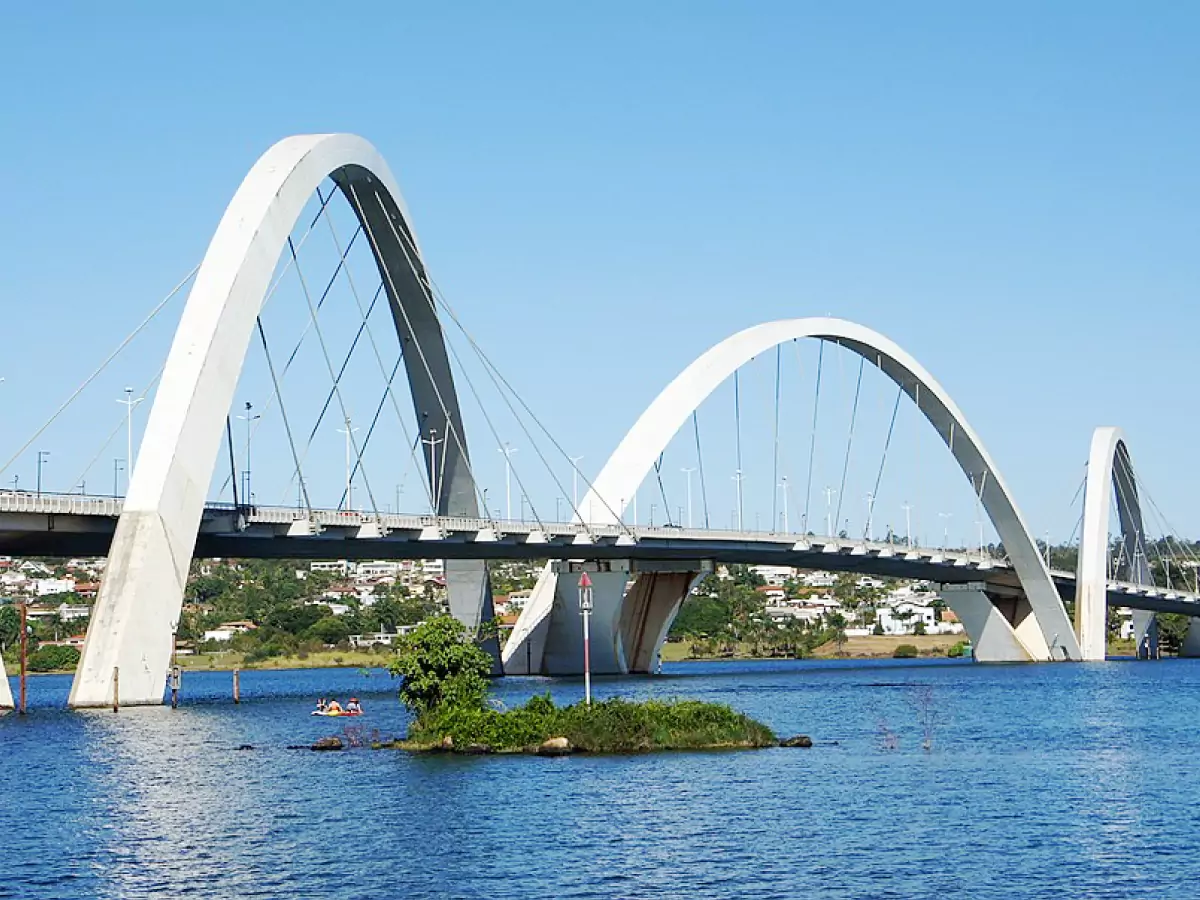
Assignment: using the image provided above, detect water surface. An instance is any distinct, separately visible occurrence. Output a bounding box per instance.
[3,659,1199,899]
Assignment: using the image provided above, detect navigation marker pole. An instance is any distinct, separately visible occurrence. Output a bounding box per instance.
[18,599,27,715]
[578,571,593,706]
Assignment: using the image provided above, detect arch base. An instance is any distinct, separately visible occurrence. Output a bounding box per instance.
[0,653,13,709]
[939,583,1034,662]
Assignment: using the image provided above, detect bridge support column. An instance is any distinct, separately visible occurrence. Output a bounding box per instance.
[618,562,711,673]
[938,583,1032,662]
[1133,611,1158,659]
[1177,619,1200,658]
[0,654,12,710]
[445,559,501,674]
[503,560,709,676]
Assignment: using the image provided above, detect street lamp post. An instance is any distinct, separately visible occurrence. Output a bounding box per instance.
[902,502,912,549]
[117,387,143,486]
[865,491,875,541]
[499,444,518,520]
[35,451,49,496]
[682,467,697,529]
[421,427,444,514]
[569,455,584,514]
[778,475,789,533]
[237,402,261,503]
[113,459,124,497]
[336,417,359,511]
[823,487,837,536]
[939,512,953,552]
[732,470,744,531]
[578,571,593,706]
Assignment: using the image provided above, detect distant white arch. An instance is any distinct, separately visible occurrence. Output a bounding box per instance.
[1076,427,1152,660]
[576,317,1080,660]
[70,134,489,706]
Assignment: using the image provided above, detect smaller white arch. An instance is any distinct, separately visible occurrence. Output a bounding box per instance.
[1076,426,1152,660]
[574,317,1077,660]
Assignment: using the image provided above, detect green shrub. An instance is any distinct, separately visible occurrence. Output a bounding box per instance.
[947,641,969,659]
[388,616,492,715]
[893,644,919,659]
[408,693,776,752]
[27,645,81,672]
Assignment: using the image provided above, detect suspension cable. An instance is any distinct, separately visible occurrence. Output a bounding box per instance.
[255,318,311,515]
[0,264,198,479]
[803,339,824,534]
[833,356,865,535]
[693,410,710,529]
[771,345,781,533]
[286,235,381,518]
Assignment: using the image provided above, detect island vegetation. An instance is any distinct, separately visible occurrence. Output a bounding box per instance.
[387,616,778,754]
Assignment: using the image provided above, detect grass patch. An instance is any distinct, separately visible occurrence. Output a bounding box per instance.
[405,693,777,753]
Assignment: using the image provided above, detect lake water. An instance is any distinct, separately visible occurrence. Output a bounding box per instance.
[4,658,1200,899]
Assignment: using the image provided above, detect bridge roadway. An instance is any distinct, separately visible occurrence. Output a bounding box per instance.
[0,491,1196,616]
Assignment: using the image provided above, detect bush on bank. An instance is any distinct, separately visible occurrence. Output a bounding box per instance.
[389,616,777,753]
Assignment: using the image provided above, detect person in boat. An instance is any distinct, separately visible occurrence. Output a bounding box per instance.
[325,698,343,714]
[315,698,327,712]
[345,698,362,714]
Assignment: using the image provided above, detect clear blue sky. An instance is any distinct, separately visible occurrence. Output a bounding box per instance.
[1,2,1197,545]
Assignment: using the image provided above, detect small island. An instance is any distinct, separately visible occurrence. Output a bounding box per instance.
[384,617,783,755]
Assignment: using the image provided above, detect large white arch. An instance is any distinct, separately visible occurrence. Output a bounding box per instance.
[507,317,1081,669]
[1076,427,1153,660]
[70,134,491,706]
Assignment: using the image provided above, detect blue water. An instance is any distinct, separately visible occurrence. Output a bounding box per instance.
[4,658,1200,899]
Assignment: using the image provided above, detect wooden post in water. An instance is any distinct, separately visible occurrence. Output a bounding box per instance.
[112,666,119,713]
[18,599,27,715]
[233,668,240,704]
[170,666,181,709]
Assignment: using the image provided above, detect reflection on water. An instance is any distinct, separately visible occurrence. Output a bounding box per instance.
[5,660,1200,898]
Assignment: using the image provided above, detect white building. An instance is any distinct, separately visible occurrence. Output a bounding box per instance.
[750,565,795,587]
[801,571,836,588]
[310,560,351,576]
[35,577,75,596]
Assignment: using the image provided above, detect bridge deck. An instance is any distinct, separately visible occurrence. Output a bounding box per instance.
[0,492,1197,614]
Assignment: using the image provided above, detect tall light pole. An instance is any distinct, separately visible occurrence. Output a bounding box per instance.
[113,459,124,497]
[421,427,444,514]
[823,486,837,536]
[732,470,745,531]
[499,444,518,520]
[682,467,697,529]
[939,512,952,552]
[35,451,49,496]
[336,417,359,511]
[569,454,584,514]
[578,571,593,706]
[902,502,912,549]
[117,387,143,486]
[237,401,261,503]
[778,475,790,533]
[864,491,875,541]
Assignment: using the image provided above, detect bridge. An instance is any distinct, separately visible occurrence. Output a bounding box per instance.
[0,132,1193,709]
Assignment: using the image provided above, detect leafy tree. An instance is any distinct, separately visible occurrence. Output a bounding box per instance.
[27,645,80,672]
[266,604,328,635]
[0,605,19,650]
[306,616,351,646]
[388,615,492,715]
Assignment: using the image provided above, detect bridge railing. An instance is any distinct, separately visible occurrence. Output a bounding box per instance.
[0,490,124,517]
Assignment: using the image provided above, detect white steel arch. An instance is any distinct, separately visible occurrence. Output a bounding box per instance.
[575,317,1079,661]
[70,134,489,706]
[1076,426,1152,660]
